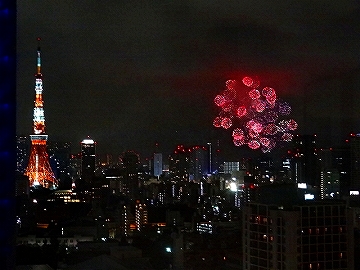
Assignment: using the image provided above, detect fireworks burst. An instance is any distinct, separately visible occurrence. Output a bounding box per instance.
[213,77,298,153]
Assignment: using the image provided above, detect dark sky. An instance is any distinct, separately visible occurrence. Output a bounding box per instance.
[17,1,360,158]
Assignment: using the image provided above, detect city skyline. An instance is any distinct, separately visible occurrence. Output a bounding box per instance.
[17,1,360,158]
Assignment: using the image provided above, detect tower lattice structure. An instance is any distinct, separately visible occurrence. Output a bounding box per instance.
[24,39,58,189]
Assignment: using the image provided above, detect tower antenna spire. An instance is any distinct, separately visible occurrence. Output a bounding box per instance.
[36,37,41,74]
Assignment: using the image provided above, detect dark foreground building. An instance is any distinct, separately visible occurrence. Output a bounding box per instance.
[242,185,353,270]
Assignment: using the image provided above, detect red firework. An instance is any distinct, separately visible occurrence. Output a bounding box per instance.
[213,76,298,152]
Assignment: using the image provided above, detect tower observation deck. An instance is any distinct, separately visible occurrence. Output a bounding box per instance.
[24,39,58,189]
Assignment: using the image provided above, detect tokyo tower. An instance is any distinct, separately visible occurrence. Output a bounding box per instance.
[24,38,58,189]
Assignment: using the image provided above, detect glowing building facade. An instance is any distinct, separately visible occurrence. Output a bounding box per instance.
[135,202,148,231]
[81,138,96,183]
[24,41,57,188]
[121,205,129,236]
[153,152,163,177]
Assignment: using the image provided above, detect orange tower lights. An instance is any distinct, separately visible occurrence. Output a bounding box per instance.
[24,38,58,189]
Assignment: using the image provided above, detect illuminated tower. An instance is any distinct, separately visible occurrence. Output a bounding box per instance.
[24,39,58,189]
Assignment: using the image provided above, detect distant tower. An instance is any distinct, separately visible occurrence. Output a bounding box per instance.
[81,137,96,183]
[24,39,58,189]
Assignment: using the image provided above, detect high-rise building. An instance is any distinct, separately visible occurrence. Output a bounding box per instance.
[242,175,258,205]
[291,134,320,187]
[350,133,360,189]
[189,146,207,181]
[68,154,81,182]
[80,138,96,183]
[320,168,340,200]
[207,140,222,174]
[169,145,190,181]
[16,136,29,173]
[207,142,213,174]
[153,152,163,177]
[243,200,352,270]
[104,168,126,195]
[15,173,30,196]
[254,156,276,184]
[319,148,341,199]
[332,147,351,197]
[120,205,130,236]
[24,40,57,189]
[223,161,241,174]
[151,142,163,177]
[47,141,71,181]
[135,201,148,231]
[121,150,140,199]
[169,144,209,182]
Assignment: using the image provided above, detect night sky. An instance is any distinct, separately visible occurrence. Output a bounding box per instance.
[16,1,360,158]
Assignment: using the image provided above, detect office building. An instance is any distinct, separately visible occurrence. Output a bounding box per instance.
[81,137,96,183]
